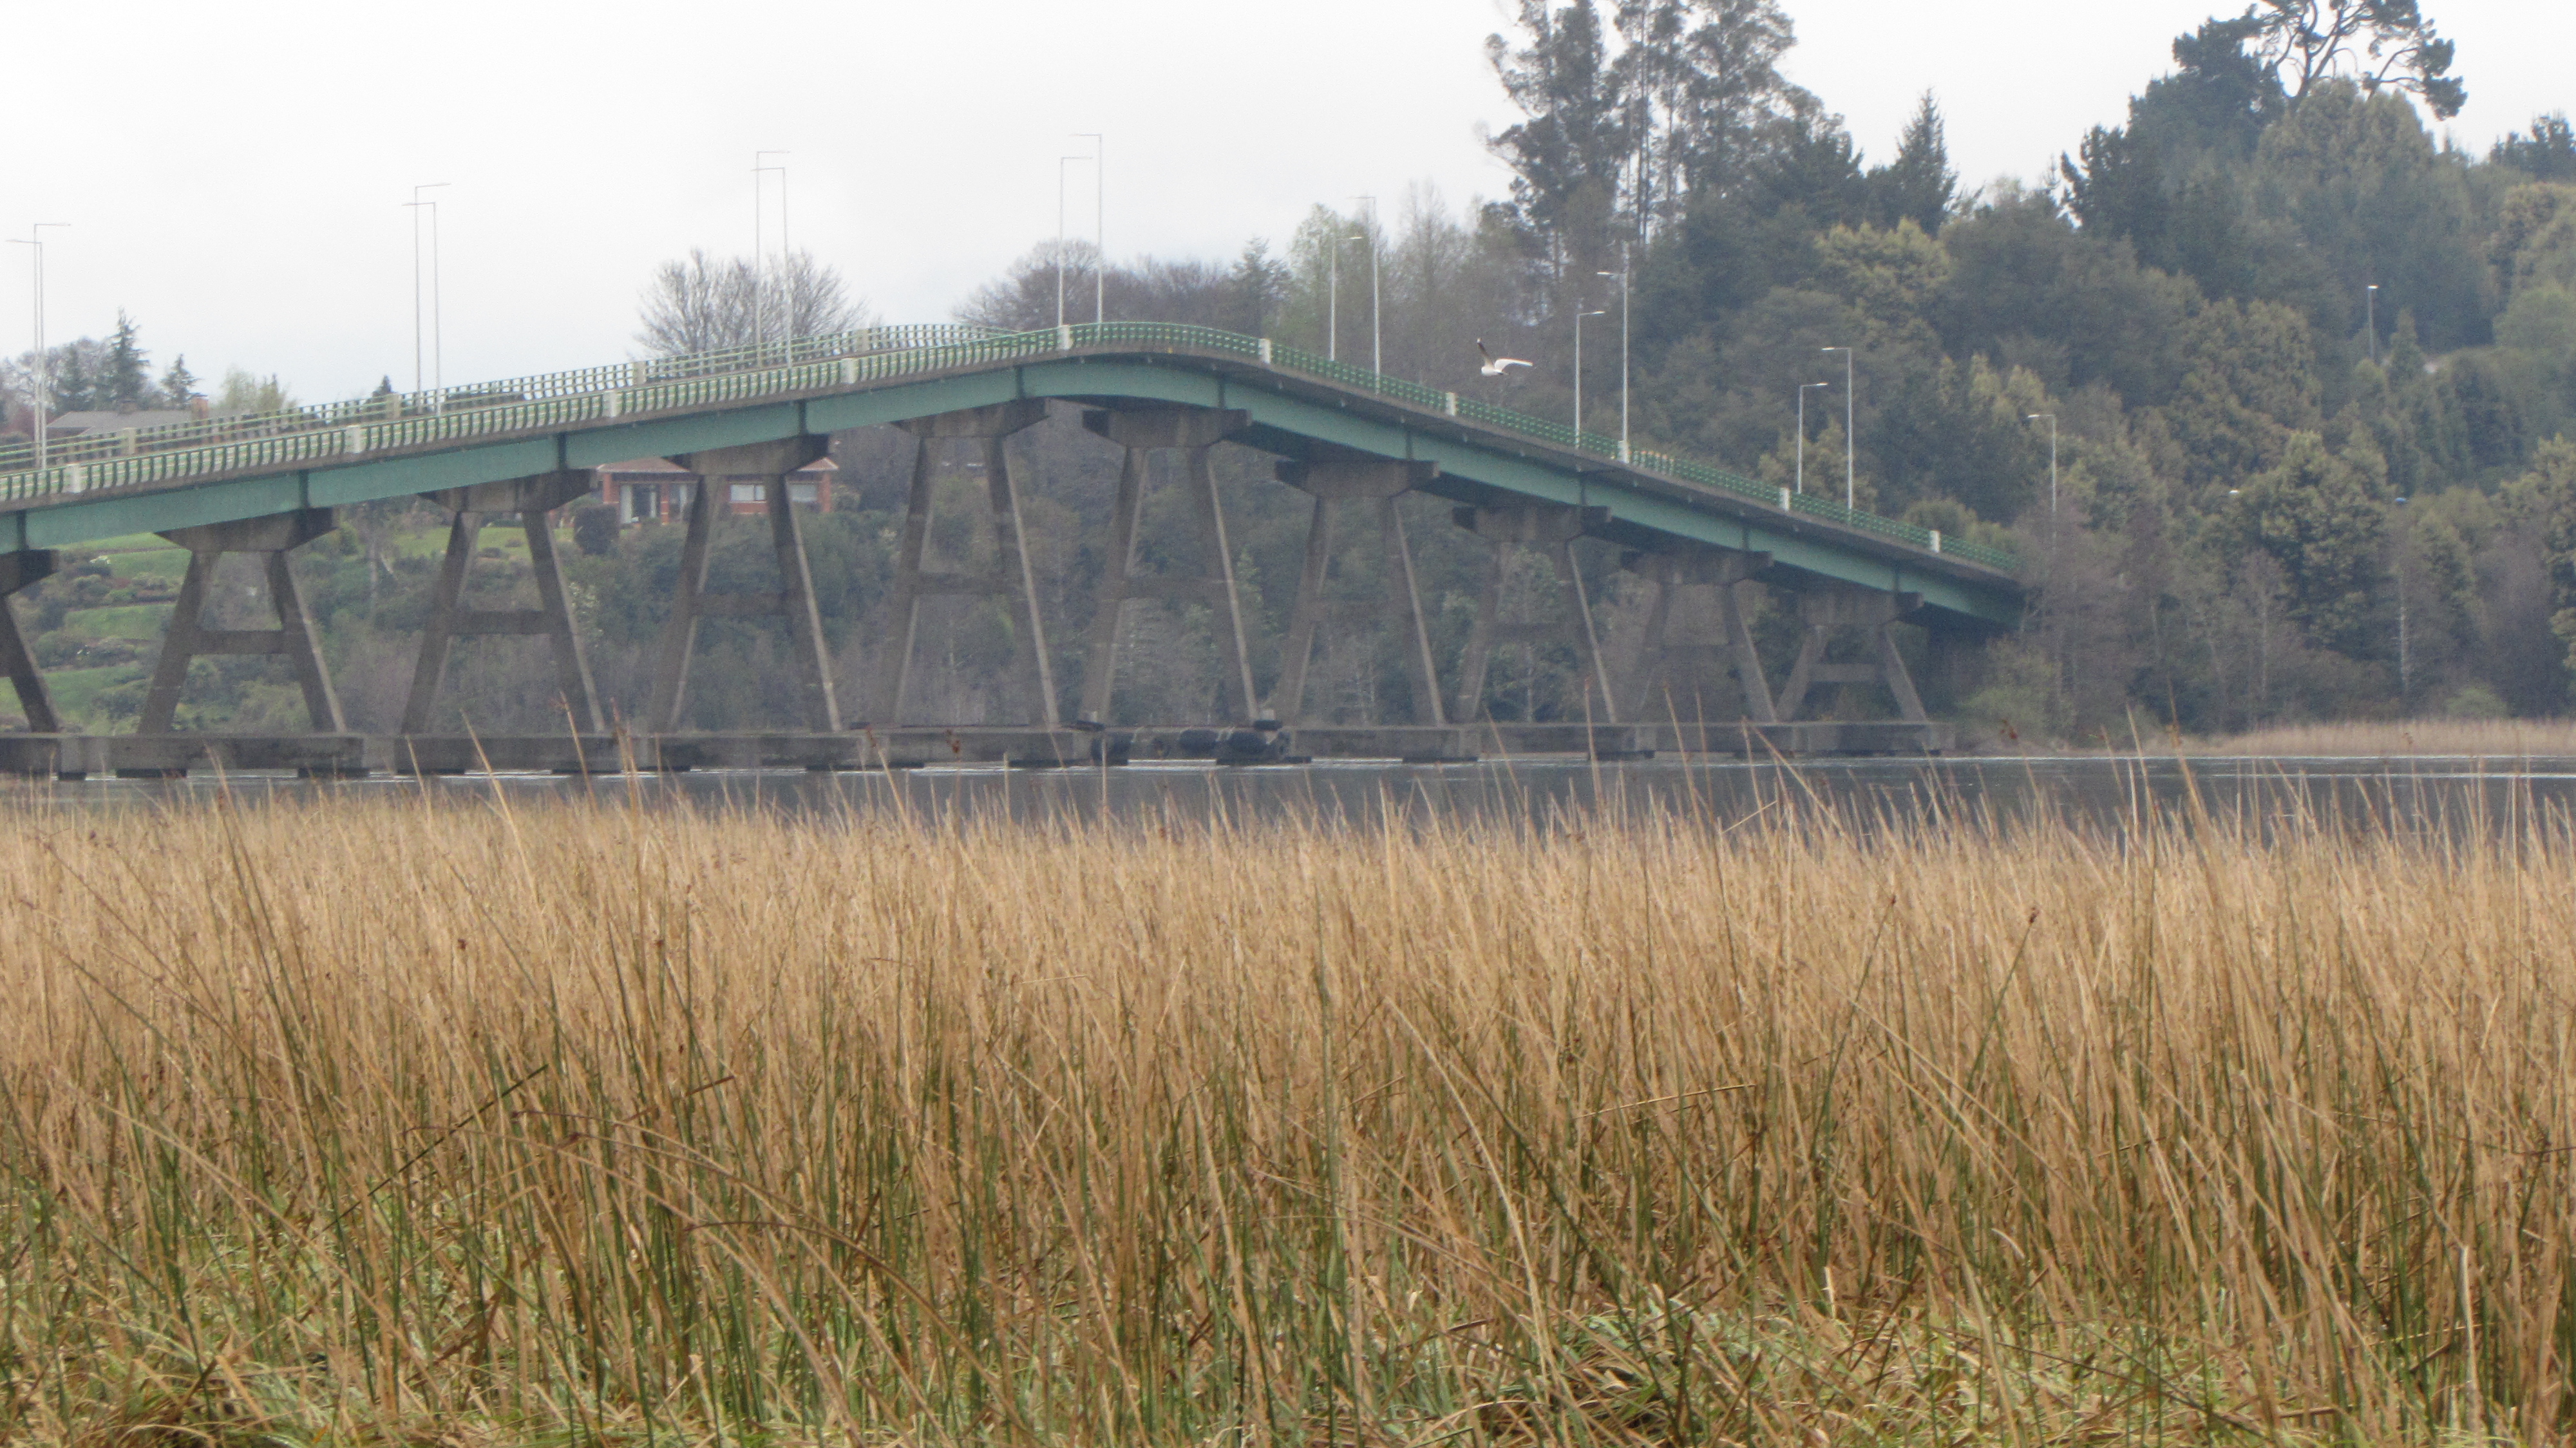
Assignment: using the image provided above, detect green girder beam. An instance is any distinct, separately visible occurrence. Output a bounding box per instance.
[1,348,2022,627]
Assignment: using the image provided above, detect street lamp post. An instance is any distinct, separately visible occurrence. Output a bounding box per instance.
[755,153,788,359]
[8,224,68,474]
[1056,153,1088,331]
[1353,196,1379,376]
[1329,227,1367,365]
[2366,283,2380,365]
[1797,381,1832,495]
[1574,308,1606,437]
[404,184,450,398]
[1075,133,1104,325]
[2026,412,2058,517]
[1820,346,1855,510]
[1596,266,1629,459]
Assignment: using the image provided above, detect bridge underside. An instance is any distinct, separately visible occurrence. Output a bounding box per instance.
[0,340,2012,774]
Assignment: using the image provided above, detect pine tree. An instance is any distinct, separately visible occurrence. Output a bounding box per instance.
[103,311,151,411]
[159,355,198,409]
[52,347,95,414]
[1869,92,1958,235]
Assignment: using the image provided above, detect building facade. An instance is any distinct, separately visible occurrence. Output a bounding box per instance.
[593,455,838,524]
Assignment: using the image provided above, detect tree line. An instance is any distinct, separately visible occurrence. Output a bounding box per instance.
[946,1,2576,735]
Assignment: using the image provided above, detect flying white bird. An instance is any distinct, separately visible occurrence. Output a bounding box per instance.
[1477,339,1533,377]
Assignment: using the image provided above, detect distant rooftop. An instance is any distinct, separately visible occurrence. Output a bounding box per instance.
[50,409,198,435]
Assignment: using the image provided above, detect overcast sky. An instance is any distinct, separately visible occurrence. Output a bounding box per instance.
[8,1,2571,404]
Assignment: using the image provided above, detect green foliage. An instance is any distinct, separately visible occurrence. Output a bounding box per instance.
[571,502,618,557]
[2225,430,2391,654]
[1866,92,1958,234]
[213,368,294,414]
[2494,113,2576,181]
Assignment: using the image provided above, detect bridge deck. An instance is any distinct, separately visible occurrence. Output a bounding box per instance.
[0,322,2022,627]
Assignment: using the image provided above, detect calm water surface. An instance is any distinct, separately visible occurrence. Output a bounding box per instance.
[12,755,2576,837]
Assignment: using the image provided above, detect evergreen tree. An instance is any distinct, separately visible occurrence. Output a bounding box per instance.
[2249,0,2465,119]
[1868,92,1958,234]
[52,345,97,413]
[2494,113,2576,181]
[159,355,198,409]
[1229,239,1289,335]
[102,312,150,410]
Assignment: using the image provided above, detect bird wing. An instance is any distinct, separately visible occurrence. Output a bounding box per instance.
[1498,357,1533,370]
[1475,339,1495,364]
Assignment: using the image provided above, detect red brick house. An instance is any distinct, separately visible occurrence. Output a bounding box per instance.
[594,455,838,524]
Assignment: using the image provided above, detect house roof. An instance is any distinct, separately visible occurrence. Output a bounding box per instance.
[596,455,837,477]
[50,409,198,434]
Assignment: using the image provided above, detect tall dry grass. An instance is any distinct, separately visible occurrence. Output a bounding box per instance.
[2170,717,2576,757]
[1,782,2572,1445]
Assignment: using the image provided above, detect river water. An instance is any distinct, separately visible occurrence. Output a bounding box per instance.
[14,754,2576,837]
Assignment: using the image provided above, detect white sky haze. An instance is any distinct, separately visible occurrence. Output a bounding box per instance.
[6,1,2571,403]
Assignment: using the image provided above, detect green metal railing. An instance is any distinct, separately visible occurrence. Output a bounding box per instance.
[0,319,2017,571]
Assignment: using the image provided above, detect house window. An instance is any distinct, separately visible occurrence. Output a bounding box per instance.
[730,482,766,504]
[788,482,818,506]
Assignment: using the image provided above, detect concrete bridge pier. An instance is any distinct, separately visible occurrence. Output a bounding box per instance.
[1621,544,1777,725]
[647,437,841,733]
[1774,585,1927,724]
[1450,502,1618,725]
[138,509,344,737]
[1075,406,1257,725]
[402,470,602,734]
[0,551,61,734]
[1269,458,1446,730]
[875,400,1057,727]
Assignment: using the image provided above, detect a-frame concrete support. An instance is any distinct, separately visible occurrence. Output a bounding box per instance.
[1269,457,1445,727]
[1450,501,1618,723]
[0,551,61,734]
[139,510,344,734]
[1774,586,1927,723]
[871,400,1057,727]
[1075,405,1258,725]
[647,437,841,732]
[1622,545,1777,724]
[402,470,602,734]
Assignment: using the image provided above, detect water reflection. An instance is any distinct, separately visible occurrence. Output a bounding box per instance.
[14,754,2576,837]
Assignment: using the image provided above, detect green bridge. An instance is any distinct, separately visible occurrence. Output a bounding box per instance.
[0,321,2023,774]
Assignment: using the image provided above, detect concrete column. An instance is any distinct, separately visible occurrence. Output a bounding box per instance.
[1449,502,1617,723]
[647,477,720,730]
[1075,405,1254,723]
[1774,586,1926,723]
[0,551,61,734]
[1269,457,1443,726]
[402,470,602,734]
[647,437,838,732]
[1620,546,1775,724]
[140,509,343,734]
[875,399,1056,726]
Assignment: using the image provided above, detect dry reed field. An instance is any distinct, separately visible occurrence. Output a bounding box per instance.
[2174,718,2576,758]
[3,781,2573,1445]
